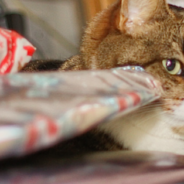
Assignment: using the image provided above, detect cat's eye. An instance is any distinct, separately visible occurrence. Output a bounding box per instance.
[162,59,182,75]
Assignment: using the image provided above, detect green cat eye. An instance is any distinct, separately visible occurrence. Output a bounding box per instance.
[162,59,182,75]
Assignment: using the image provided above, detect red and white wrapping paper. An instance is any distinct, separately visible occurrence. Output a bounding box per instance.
[0,69,161,159]
[0,28,35,74]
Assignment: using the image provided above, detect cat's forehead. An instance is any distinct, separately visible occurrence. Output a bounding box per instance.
[160,22,184,60]
[139,20,184,57]
[114,20,184,66]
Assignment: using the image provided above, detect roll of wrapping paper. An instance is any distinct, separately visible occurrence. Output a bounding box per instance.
[0,28,35,74]
[0,69,161,159]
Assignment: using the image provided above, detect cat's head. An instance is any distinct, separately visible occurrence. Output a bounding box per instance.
[81,0,184,110]
[80,0,184,153]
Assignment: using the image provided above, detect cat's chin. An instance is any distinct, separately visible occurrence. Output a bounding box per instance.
[98,104,184,155]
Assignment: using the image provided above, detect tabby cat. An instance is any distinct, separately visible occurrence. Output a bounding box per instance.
[22,0,184,155]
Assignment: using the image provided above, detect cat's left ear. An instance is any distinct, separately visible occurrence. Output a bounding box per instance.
[116,0,170,35]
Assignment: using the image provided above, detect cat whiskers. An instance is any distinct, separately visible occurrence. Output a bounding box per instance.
[129,101,180,127]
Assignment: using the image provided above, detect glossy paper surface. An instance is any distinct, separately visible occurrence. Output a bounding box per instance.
[0,69,160,158]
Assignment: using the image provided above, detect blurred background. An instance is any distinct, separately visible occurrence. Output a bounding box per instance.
[0,0,115,60]
[0,0,183,61]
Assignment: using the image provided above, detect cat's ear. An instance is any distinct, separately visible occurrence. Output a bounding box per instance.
[116,0,169,34]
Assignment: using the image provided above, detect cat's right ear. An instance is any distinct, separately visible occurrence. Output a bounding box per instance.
[116,0,169,35]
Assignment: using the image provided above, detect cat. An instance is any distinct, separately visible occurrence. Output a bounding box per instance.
[22,0,184,155]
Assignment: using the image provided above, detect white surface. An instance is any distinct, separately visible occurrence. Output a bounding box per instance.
[168,0,184,7]
[4,0,84,60]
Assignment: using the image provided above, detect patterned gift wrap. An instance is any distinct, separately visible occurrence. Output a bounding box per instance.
[0,69,161,159]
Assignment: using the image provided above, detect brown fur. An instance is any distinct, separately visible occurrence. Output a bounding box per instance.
[21,0,184,153]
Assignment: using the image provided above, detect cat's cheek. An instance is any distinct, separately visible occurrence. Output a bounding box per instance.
[169,102,184,139]
[145,64,184,98]
[97,105,184,155]
[169,100,184,123]
[172,126,184,137]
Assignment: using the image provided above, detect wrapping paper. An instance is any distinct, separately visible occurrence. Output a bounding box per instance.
[0,69,160,159]
[0,28,35,74]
